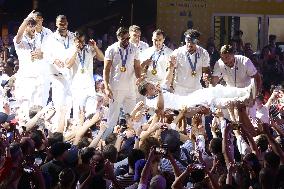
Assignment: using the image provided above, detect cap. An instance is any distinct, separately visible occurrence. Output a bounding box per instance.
[51,142,71,158]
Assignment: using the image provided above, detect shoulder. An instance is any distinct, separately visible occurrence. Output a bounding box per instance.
[106,42,119,51]
[163,45,173,54]
[139,41,149,48]
[129,43,139,52]
[197,45,209,55]
[43,27,53,35]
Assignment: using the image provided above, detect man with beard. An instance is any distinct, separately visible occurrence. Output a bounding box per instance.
[167,29,211,95]
[140,29,173,84]
[103,27,142,138]
[13,11,45,113]
[45,15,75,120]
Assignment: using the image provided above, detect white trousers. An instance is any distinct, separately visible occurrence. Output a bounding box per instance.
[51,75,72,121]
[15,76,45,114]
[72,86,97,119]
[103,90,136,139]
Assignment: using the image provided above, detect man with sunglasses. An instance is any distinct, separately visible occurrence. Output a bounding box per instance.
[167,29,211,96]
[13,10,45,113]
[103,27,142,138]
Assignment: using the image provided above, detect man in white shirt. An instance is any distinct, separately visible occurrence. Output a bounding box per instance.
[65,31,104,118]
[45,15,75,118]
[211,44,261,92]
[103,27,142,138]
[168,29,211,95]
[34,11,53,106]
[138,81,254,114]
[140,29,173,84]
[129,25,149,53]
[13,11,45,113]
[211,45,262,120]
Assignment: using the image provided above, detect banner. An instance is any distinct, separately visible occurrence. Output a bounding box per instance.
[157,0,284,45]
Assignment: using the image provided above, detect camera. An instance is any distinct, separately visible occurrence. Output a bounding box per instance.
[155,144,168,155]
[23,167,34,174]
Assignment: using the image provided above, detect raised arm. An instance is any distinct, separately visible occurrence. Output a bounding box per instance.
[15,10,35,44]
[134,58,142,79]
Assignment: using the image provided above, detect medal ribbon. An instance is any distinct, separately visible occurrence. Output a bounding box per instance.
[25,36,36,51]
[78,49,85,69]
[150,46,164,69]
[119,48,129,68]
[186,51,198,73]
[63,36,69,49]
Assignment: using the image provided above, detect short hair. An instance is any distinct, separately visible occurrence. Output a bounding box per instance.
[153,29,165,38]
[129,25,141,32]
[103,144,117,163]
[34,11,43,17]
[56,15,67,21]
[27,18,37,26]
[255,134,268,152]
[220,45,234,54]
[116,27,129,37]
[105,133,117,145]
[138,82,148,96]
[74,30,85,39]
[269,34,276,41]
[184,29,201,39]
[209,138,222,154]
[80,147,95,164]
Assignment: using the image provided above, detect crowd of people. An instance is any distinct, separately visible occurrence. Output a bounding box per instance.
[0,10,283,189]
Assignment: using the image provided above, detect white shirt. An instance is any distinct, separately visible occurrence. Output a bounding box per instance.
[13,35,42,77]
[104,42,139,92]
[172,45,210,92]
[68,45,96,89]
[132,41,149,53]
[141,45,173,83]
[35,27,53,49]
[213,55,257,87]
[44,30,75,77]
[35,27,53,74]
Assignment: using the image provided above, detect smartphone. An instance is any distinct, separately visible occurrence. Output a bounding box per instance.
[194,163,205,169]
[155,144,168,155]
[23,167,34,173]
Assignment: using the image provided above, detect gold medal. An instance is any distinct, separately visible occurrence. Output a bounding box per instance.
[120,66,126,72]
[151,68,157,75]
[191,71,197,77]
[81,68,85,74]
